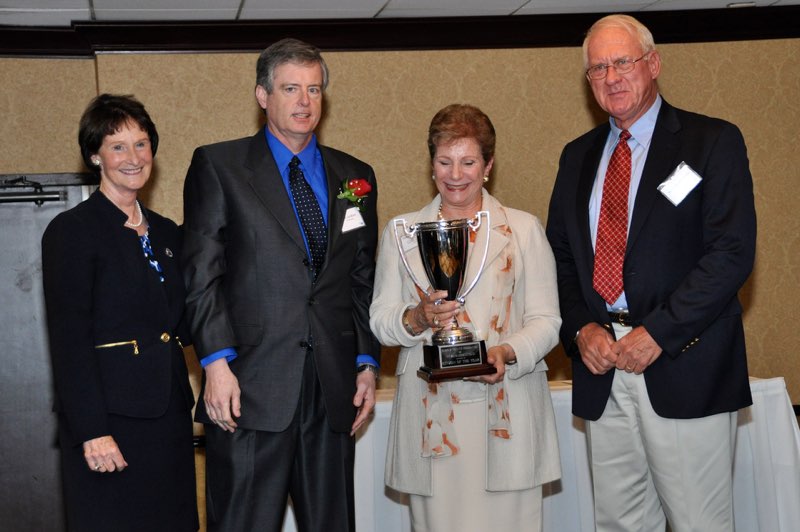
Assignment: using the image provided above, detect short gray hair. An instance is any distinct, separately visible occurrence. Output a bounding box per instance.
[256,38,329,93]
[582,14,656,69]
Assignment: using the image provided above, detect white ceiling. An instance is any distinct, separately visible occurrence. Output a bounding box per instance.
[0,0,797,27]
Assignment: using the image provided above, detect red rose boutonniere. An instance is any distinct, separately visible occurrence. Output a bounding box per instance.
[337,178,372,212]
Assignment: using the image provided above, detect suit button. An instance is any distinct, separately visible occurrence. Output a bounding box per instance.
[160,332,171,343]
[303,259,310,266]
[308,298,315,306]
[299,341,309,348]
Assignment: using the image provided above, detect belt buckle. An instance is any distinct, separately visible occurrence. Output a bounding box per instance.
[611,311,632,327]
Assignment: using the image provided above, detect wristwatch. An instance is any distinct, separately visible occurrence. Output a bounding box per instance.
[357,363,379,378]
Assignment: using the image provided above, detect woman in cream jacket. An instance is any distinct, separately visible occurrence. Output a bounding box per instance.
[370,104,562,532]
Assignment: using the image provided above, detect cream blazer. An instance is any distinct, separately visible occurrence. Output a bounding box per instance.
[370,190,562,495]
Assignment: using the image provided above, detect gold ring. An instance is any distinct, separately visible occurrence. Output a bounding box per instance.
[433,316,439,326]
[94,464,101,470]
[626,365,634,371]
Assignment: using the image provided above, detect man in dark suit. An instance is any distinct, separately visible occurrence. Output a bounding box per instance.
[182,38,380,532]
[546,14,756,532]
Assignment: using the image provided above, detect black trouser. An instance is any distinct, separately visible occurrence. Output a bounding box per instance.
[205,352,355,532]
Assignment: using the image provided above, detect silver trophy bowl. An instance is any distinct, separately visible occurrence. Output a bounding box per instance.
[393,211,495,382]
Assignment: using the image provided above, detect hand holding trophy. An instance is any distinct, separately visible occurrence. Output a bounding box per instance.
[393,212,497,382]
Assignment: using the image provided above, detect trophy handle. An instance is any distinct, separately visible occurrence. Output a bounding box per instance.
[456,210,491,304]
[392,218,430,296]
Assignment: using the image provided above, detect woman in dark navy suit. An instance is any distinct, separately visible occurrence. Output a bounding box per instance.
[42,94,198,532]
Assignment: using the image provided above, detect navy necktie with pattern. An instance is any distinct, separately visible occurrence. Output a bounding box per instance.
[288,156,327,278]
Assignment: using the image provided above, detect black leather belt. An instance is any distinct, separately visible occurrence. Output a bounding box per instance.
[607,311,640,328]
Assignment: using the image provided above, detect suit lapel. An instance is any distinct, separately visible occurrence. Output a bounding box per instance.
[245,131,307,256]
[577,128,608,274]
[92,192,145,286]
[320,146,347,270]
[627,101,682,254]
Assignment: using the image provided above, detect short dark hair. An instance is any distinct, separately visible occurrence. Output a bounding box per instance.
[427,104,496,163]
[78,93,159,173]
[256,38,329,93]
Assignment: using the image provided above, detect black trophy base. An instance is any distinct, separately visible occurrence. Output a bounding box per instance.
[417,340,497,383]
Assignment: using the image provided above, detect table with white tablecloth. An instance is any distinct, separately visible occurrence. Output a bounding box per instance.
[280,377,800,532]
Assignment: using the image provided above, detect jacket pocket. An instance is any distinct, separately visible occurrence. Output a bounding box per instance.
[95,339,139,355]
[94,341,170,418]
[233,324,263,346]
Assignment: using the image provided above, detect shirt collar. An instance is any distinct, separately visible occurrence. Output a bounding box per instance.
[608,94,662,148]
[264,128,320,175]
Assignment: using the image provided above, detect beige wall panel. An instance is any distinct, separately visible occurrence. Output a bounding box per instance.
[322,47,592,233]
[6,39,796,401]
[95,52,264,222]
[0,57,95,174]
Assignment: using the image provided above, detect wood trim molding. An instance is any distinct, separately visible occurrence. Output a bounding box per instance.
[1,6,799,57]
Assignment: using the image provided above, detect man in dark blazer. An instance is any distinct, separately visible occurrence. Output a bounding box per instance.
[546,15,756,532]
[182,38,380,532]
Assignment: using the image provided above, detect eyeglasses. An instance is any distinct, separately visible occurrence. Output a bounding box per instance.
[585,53,650,80]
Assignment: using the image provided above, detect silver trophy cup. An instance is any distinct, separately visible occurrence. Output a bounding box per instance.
[393,211,496,382]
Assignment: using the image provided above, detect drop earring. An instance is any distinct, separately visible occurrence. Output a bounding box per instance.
[431,174,436,181]
[483,175,489,183]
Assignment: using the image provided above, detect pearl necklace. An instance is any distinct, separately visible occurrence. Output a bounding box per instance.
[124,200,144,228]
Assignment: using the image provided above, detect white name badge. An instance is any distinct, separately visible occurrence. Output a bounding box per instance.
[658,161,702,206]
[341,207,366,233]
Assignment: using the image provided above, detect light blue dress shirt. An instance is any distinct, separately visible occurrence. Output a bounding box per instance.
[589,95,662,311]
